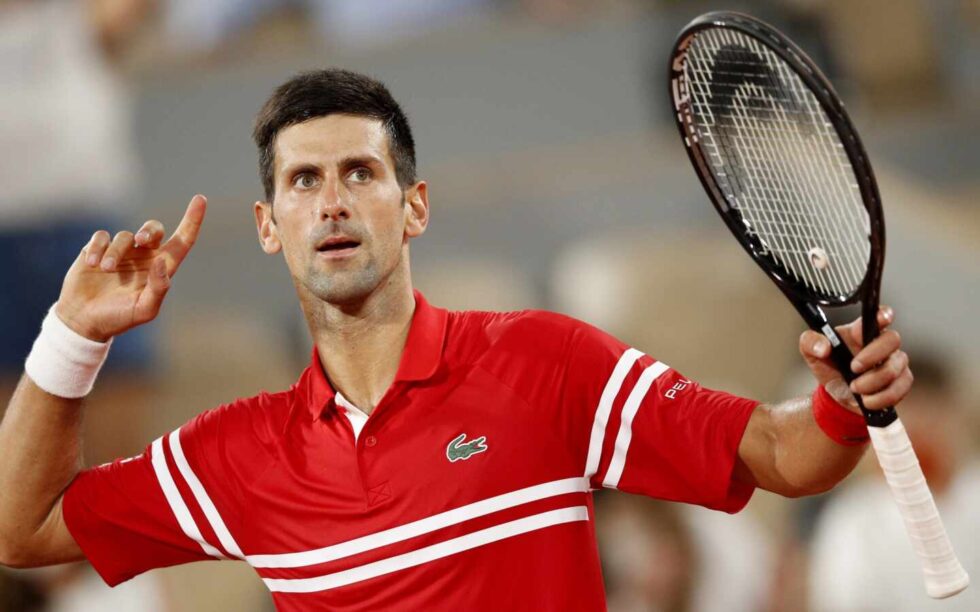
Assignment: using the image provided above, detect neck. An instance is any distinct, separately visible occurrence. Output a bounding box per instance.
[303,275,416,414]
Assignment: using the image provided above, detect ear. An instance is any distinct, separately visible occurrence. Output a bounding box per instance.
[254,201,282,254]
[403,181,429,239]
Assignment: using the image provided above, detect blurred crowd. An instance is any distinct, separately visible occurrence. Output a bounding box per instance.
[1,0,978,610]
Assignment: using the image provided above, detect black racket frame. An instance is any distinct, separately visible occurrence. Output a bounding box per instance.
[669,11,895,427]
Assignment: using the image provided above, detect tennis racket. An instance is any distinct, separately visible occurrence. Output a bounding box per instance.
[668,11,968,599]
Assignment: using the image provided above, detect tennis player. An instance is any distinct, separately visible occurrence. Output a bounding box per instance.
[0,69,912,610]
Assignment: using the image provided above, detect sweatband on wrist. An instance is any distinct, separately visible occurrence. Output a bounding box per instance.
[24,305,113,398]
[812,384,869,446]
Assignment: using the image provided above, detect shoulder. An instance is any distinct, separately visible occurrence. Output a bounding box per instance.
[181,386,296,454]
[444,308,632,386]
[447,308,603,357]
[169,386,302,501]
[450,307,594,338]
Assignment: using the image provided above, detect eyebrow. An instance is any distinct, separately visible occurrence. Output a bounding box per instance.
[282,162,321,178]
[281,154,385,178]
[337,154,385,170]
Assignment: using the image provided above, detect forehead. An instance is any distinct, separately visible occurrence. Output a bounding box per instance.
[273,114,392,172]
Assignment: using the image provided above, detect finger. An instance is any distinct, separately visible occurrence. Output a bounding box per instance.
[861,367,913,410]
[100,231,136,272]
[83,230,112,267]
[877,305,894,329]
[851,329,902,374]
[835,305,896,356]
[850,349,908,395]
[800,330,831,360]
[134,256,171,323]
[161,195,207,273]
[134,220,165,249]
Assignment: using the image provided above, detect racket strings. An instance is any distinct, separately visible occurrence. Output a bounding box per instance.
[728,84,867,292]
[769,41,871,255]
[682,27,871,299]
[708,30,866,295]
[713,32,864,295]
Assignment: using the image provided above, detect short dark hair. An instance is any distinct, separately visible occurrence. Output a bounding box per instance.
[252,69,417,201]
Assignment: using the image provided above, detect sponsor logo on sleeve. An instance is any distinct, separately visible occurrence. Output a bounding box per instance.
[665,378,693,400]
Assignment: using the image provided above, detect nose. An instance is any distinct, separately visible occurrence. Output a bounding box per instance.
[317,179,352,221]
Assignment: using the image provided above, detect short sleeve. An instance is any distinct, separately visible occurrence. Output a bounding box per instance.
[567,323,758,513]
[63,402,251,586]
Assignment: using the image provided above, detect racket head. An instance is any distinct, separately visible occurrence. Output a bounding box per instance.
[669,11,885,310]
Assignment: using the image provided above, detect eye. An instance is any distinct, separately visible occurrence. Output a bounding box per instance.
[348,167,372,183]
[293,173,319,189]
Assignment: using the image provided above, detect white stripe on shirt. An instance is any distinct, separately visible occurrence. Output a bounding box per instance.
[247,476,589,569]
[583,348,644,484]
[149,437,226,559]
[602,361,671,489]
[263,506,590,593]
[168,428,245,559]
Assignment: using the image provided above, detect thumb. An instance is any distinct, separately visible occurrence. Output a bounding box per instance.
[134,256,171,322]
[799,329,839,384]
[800,329,831,362]
[800,329,859,409]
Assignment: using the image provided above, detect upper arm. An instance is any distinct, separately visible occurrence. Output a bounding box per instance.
[58,396,271,586]
[42,496,84,564]
[59,440,220,586]
[58,395,263,587]
[3,495,84,569]
[563,321,759,512]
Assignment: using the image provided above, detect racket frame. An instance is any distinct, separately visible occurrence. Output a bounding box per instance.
[668,11,893,427]
[668,11,970,600]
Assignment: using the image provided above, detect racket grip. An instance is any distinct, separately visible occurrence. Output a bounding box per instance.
[867,418,970,599]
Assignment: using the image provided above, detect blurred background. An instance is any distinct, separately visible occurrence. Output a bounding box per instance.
[1,0,977,610]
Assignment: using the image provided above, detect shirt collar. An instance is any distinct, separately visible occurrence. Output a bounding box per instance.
[304,290,448,421]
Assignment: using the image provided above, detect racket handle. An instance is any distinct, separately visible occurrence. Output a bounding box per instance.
[867,418,970,599]
[827,338,897,426]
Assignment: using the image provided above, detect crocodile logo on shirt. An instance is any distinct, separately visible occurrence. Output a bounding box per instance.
[446,433,488,463]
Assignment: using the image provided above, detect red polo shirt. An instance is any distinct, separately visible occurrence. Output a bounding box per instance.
[63,291,757,611]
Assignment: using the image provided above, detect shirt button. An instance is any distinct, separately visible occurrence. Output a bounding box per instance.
[365,435,377,448]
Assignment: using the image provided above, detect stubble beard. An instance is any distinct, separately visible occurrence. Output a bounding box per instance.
[304,257,383,306]
[299,197,408,307]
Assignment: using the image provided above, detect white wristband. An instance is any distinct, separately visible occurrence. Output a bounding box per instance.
[24,305,113,398]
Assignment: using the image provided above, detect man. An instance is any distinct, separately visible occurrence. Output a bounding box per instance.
[0,69,912,610]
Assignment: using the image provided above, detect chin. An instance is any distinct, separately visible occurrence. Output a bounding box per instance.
[306,269,382,306]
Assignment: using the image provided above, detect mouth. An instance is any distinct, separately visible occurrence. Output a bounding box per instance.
[315,236,361,258]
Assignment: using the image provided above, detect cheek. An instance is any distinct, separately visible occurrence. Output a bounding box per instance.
[280,242,305,276]
[370,223,403,263]
[371,202,408,246]
[277,222,308,265]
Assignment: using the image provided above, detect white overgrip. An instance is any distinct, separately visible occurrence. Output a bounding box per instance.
[867,418,970,599]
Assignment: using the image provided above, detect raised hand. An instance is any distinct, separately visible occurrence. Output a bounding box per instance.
[54,195,207,342]
[798,306,913,412]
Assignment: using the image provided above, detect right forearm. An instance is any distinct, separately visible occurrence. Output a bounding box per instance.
[0,374,84,557]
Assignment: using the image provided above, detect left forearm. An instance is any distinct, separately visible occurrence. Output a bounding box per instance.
[735,307,909,499]
[736,395,867,497]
